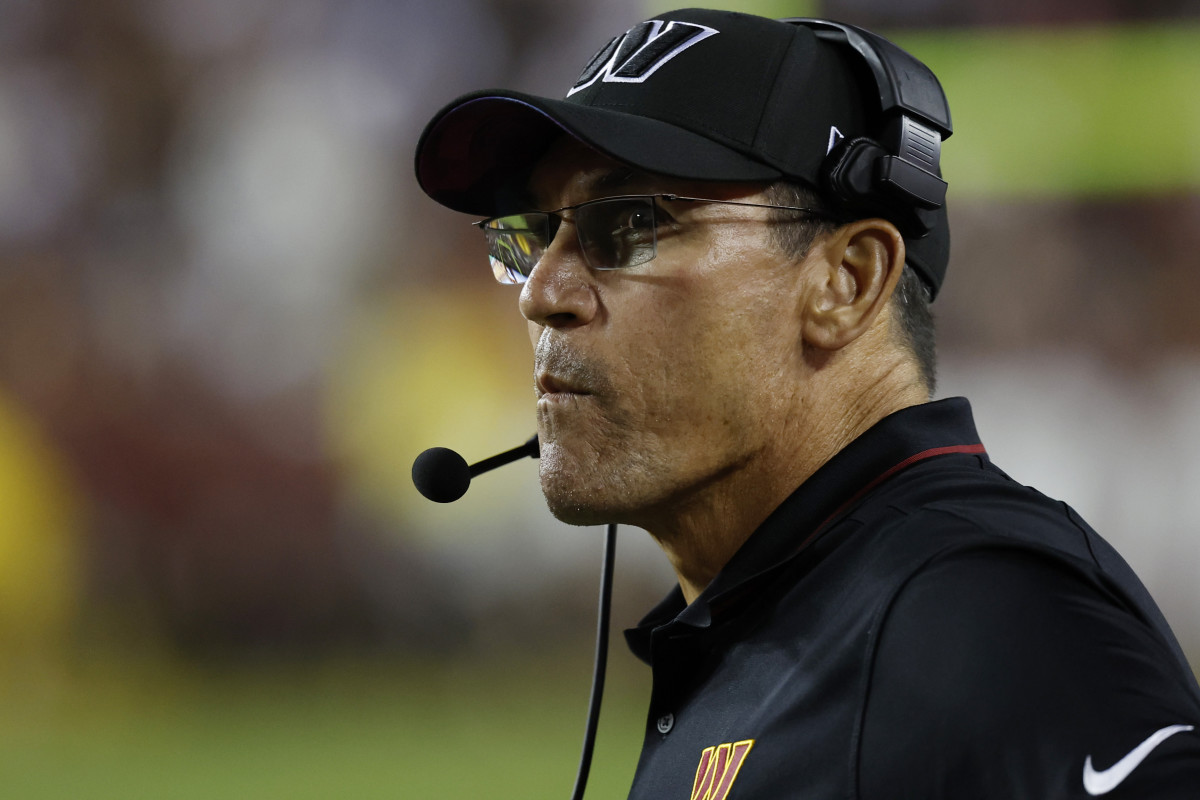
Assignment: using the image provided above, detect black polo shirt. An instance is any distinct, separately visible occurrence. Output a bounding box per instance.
[624,398,1200,799]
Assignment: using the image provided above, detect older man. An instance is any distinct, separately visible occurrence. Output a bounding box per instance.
[414,8,1200,798]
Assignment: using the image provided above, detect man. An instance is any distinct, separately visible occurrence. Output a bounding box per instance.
[414,8,1200,798]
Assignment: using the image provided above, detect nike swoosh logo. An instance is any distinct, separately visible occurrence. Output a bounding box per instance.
[1082,723,1194,795]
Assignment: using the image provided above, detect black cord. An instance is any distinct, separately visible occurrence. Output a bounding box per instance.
[569,522,617,800]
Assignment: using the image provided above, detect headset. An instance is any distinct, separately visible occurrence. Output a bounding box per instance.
[783,19,953,240]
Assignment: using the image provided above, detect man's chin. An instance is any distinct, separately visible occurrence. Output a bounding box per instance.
[540,469,640,527]
[537,436,646,526]
[541,482,619,527]
[547,504,612,527]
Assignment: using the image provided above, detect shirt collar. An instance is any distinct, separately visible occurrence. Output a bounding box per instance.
[625,397,986,661]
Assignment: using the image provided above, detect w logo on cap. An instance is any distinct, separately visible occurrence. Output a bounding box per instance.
[690,739,754,800]
[567,19,718,97]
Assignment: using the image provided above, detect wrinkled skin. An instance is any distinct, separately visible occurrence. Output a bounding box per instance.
[521,142,815,537]
[518,140,920,599]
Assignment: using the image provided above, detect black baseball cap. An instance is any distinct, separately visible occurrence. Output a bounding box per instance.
[415,8,951,297]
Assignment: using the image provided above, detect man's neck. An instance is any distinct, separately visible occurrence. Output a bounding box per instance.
[647,358,929,605]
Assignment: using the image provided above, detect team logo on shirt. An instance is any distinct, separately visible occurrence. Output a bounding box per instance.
[568,20,718,97]
[691,739,754,800]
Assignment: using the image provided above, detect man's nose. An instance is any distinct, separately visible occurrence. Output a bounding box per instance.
[518,225,599,329]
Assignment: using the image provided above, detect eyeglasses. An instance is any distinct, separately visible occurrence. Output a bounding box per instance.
[474,193,831,285]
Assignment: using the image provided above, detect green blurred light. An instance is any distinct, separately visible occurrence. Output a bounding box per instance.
[630,12,1200,197]
[642,1,821,20]
[893,23,1200,197]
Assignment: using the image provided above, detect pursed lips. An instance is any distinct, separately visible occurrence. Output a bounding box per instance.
[536,373,592,401]
[534,337,611,406]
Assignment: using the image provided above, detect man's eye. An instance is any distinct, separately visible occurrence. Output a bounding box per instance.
[621,207,653,230]
[610,204,654,237]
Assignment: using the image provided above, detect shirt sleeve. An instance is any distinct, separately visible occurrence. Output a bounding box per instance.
[858,547,1200,799]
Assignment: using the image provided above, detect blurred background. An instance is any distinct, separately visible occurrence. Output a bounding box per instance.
[0,0,1197,796]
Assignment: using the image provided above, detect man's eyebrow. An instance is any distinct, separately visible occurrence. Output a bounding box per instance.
[583,167,641,197]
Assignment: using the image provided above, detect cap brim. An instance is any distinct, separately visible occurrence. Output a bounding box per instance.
[415,89,783,217]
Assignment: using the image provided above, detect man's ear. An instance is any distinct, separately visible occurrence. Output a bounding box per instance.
[801,218,906,351]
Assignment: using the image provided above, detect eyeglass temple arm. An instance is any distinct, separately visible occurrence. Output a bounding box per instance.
[659,194,836,220]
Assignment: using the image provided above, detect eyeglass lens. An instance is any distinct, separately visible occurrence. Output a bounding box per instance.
[483,214,551,285]
[482,197,659,285]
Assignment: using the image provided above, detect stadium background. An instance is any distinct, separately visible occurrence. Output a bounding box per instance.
[0,0,1197,796]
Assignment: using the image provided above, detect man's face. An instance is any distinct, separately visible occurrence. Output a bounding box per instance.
[521,140,816,532]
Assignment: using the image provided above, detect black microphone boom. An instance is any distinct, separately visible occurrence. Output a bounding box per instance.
[411,434,539,502]
[411,431,613,800]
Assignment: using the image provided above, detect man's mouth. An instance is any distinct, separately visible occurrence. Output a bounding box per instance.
[534,336,610,406]
[537,373,591,400]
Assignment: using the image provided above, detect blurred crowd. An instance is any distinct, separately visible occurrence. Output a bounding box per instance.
[0,0,1197,671]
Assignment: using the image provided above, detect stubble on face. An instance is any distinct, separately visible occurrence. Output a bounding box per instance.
[521,142,809,533]
[531,280,786,530]
[534,331,654,525]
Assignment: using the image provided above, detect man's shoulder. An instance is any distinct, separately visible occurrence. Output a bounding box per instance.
[858,546,1200,799]
[860,448,1081,532]
[820,451,1196,682]
[846,449,1104,574]
[849,453,1195,652]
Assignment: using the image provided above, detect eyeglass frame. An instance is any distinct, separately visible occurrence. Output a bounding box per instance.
[473,193,837,285]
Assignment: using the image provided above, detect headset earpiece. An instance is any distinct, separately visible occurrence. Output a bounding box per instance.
[824,137,942,238]
[784,18,952,239]
[824,137,885,210]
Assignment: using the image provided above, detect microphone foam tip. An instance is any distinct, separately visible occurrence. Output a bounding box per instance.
[412,446,472,503]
